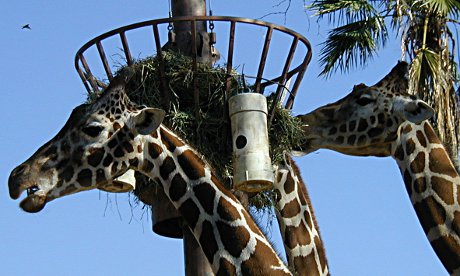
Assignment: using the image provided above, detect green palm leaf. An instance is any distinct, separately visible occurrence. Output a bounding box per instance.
[308,0,384,24]
[418,0,460,16]
[319,17,387,76]
[410,48,446,90]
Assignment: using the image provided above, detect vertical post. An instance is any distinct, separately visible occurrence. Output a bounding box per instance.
[153,1,214,275]
[163,0,218,64]
[183,226,214,276]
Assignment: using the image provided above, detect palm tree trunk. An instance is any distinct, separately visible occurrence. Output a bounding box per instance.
[412,16,460,173]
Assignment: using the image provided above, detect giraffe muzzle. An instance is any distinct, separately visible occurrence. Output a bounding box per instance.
[19,193,47,213]
[8,163,49,212]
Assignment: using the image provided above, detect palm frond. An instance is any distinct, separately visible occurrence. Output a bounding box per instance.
[417,0,460,16]
[319,16,388,76]
[410,48,449,90]
[410,49,455,102]
[410,50,423,89]
[307,0,384,25]
[389,0,414,33]
[425,48,450,87]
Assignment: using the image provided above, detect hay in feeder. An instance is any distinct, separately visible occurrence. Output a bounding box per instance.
[88,51,305,209]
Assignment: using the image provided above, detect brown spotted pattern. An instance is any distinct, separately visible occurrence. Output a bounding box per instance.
[296,62,460,274]
[145,127,291,275]
[8,74,291,275]
[394,122,460,274]
[274,155,329,275]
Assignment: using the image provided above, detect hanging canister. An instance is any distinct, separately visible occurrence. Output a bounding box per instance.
[167,16,176,44]
[228,93,274,192]
[209,31,216,45]
[168,30,176,44]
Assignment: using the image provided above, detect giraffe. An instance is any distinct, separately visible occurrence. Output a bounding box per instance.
[273,153,329,276]
[127,153,331,276]
[128,151,330,276]
[8,68,291,276]
[121,154,330,276]
[295,61,460,274]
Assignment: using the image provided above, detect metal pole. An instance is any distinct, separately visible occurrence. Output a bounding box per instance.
[159,1,214,275]
[164,0,218,63]
[183,226,214,276]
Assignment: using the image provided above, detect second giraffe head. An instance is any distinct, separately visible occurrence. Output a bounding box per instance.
[295,61,434,157]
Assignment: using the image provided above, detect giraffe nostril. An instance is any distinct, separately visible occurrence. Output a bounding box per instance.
[13,164,29,176]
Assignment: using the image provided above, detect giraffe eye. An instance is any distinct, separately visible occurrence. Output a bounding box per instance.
[356,96,375,106]
[82,125,104,138]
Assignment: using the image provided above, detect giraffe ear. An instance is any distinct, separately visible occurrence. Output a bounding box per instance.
[403,100,434,124]
[131,108,166,135]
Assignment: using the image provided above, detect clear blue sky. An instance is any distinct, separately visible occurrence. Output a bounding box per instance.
[1,1,447,275]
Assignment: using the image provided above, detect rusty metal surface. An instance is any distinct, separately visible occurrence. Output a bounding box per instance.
[74,15,312,110]
[254,26,273,94]
[119,31,133,66]
[225,20,236,98]
[152,24,170,110]
[269,36,299,123]
[78,54,99,92]
[96,41,113,81]
[285,50,312,109]
[190,20,200,121]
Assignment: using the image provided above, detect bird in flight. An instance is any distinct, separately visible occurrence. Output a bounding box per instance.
[21,24,31,30]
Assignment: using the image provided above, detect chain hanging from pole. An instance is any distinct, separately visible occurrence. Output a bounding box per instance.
[167,0,176,44]
[208,0,217,58]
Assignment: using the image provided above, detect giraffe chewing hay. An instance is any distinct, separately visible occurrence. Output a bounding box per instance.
[296,61,460,275]
[8,68,291,275]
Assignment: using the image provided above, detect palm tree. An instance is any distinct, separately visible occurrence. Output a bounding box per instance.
[306,0,460,170]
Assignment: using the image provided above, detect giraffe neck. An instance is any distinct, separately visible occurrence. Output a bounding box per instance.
[391,121,460,274]
[274,155,329,276]
[138,126,290,275]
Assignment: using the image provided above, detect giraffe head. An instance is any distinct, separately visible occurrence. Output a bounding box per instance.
[8,68,165,213]
[295,61,434,157]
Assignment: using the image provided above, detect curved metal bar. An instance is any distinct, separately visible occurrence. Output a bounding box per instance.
[75,16,311,56]
[119,31,133,66]
[225,20,236,98]
[96,41,113,81]
[255,26,273,94]
[74,16,312,109]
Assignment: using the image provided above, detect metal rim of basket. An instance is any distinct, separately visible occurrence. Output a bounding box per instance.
[74,16,312,115]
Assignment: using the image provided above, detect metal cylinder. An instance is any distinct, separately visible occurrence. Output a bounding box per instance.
[168,30,176,44]
[228,93,274,192]
[209,32,216,45]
